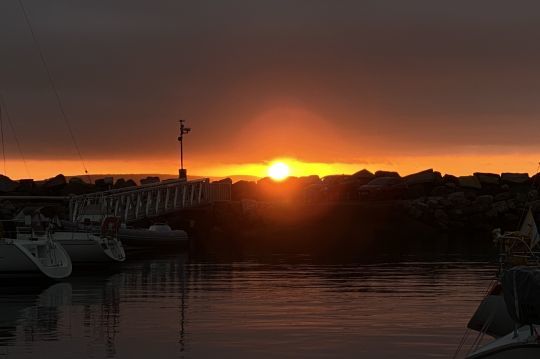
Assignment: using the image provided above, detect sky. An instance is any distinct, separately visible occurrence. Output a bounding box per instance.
[1,0,540,179]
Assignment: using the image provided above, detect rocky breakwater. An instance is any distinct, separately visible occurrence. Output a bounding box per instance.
[227,169,540,237]
[405,171,539,232]
[0,174,141,218]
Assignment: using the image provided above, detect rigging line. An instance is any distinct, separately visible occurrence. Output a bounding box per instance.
[0,98,6,176]
[17,0,91,180]
[0,93,31,178]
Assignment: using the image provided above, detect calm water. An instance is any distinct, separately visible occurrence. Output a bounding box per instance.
[0,254,496,358]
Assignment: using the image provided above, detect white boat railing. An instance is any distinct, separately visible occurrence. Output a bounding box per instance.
[69,178,231,223]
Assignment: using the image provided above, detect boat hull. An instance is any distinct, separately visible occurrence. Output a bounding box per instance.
[119,228,189,247]
[0,240,72,279]
[53,232,125,263]
[467,325,540,359]
[467,344,540,358]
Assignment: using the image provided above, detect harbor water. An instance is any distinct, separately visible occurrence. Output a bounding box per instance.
[0,253,496,358]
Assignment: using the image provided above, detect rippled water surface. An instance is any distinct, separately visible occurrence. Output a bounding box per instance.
[0,254,496,358]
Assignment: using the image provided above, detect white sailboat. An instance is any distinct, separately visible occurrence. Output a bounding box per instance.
[0,214,72,279]
[52,216,126,263]
[13,207,125,264]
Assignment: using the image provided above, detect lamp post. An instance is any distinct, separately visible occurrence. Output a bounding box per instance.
[178,120,191,180]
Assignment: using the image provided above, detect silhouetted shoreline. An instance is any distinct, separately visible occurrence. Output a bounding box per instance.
[0,168,535,257]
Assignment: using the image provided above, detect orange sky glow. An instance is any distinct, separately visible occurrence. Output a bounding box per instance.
[3,153,540,181]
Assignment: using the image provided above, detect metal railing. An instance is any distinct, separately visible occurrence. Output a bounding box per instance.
[69,178,231,223]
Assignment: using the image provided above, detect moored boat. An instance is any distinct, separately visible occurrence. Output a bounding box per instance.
[52,216,125,263]
[0,221,72,279]
[119,223,189,247]
[13,207,125,264]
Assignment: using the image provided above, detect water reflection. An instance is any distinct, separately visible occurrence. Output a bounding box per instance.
[0,254,496,358]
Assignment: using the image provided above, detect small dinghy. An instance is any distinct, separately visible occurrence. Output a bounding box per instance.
[119,223,189,247]
[0,218,72,279]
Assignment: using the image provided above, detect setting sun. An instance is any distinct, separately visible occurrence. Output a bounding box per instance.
[268,162,290,181]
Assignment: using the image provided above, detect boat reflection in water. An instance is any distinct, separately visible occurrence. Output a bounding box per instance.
[0,255,498,358]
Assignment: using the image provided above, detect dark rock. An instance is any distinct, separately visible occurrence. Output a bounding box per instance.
[322,175,350,186]
[529,200,540,212]
[232,180,258,201]
[447,192,470,207]
[213,178,233,185]
[431,185,453,197]
[532,173,540,186]
[140,176,160,185]
[298,175,321,187]
[125,179,137,188]
[406,184,428,198]
[352,169,374,179]
[364,177,402,187]
[16,178,35,192]
[374,170,400,178]
[492,201,509,214]
[458,176,482,189]
[42,174,67,189]
[113,178,127,189]
[473,172,500,185]
[485,208,499,218]
[94,178,107,189]
[359,177,405,200]
[494,192,512,202]
[474,194,494,208]
[403,169,440,185]
[434,209,449,226]
[442,174,459,184]
[69,177,85,184]
[501,173,530,184]
[0,175,18,193]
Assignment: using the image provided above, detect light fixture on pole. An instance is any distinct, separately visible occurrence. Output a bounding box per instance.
[178,120,191,180]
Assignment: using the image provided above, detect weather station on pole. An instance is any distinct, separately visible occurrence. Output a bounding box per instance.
[178,120,191,180]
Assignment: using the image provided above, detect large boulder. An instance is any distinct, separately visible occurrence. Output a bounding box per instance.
[232,180,258,201]
[213,177,233,185]
[403,169,441,185]
[474,172,500,185]
[42,174,67,189]
[458,176,482,190]
[69,177,85,184]
[297,175,321,187]
[374,170,400,178]
[442,174,459,185]
[352,169,374,179]
[501,173,530,184]
[113,178,127,189]
[322,175,350,186]
[448,191,469,207]
[140,176,160,185]
[0,175,18,193]
[474,194,494,207]
[17,178,35,192]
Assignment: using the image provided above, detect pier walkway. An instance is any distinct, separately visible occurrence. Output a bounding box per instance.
[69,178,231,223]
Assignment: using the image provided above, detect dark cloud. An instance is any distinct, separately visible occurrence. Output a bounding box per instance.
[1,0,540,163]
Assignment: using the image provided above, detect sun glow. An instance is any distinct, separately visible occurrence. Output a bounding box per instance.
[268,161,290,181]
